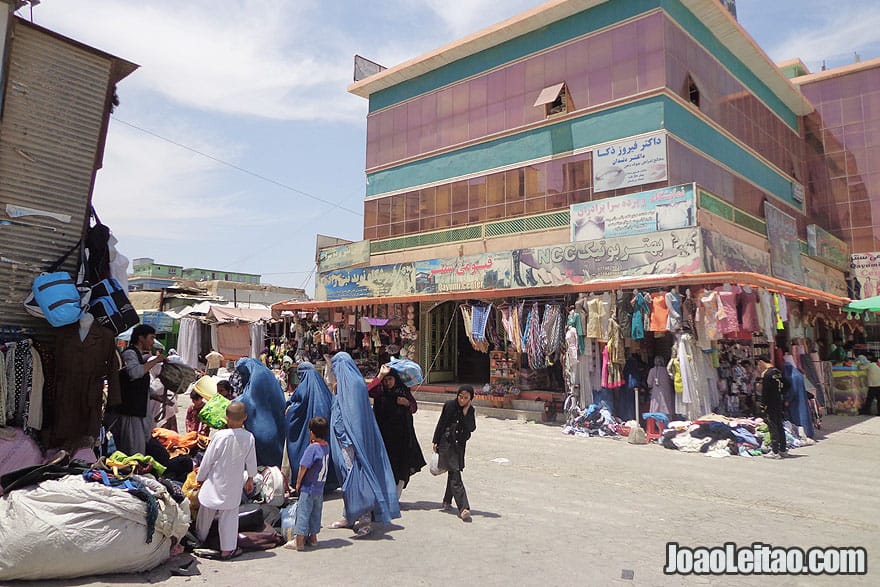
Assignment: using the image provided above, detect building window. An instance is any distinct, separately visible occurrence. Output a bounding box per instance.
[533,82,572,118]
[168,267,176,274]
[685,74,700,108]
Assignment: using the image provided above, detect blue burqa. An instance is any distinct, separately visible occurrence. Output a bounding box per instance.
[235,358,287,466]
[329,352,400,524]
[286,362,338,491]
[783,362,815,439]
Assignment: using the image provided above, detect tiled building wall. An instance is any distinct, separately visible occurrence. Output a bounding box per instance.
[364,12,667,171]
[799,67,880,252]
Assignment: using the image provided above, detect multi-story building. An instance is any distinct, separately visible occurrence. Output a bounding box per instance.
[276,0,862,391]
[130,257,261,286]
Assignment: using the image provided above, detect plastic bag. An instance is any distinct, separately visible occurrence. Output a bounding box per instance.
[628,425,647,445]
[280,501,298,542]
[199,393,230,429]
[429,452,446,476]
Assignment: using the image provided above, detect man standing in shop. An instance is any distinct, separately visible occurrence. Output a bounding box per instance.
[756,356,787,459]
[205,348,224,376]
[106,324,166,456]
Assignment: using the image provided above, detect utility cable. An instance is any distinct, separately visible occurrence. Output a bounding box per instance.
[112,117,363,216]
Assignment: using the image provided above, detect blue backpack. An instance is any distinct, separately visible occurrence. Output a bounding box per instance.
[31,272,83,327]
[88,277,139,335]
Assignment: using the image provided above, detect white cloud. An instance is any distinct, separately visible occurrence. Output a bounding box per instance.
[34,0,366,122]
[416,0,536,38]
[92,117,271,242]
[763,6,880,67]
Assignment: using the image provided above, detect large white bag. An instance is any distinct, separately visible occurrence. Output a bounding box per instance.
[0,476,190,581]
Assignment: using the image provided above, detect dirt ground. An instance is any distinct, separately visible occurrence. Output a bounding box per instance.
[12,406,879,587]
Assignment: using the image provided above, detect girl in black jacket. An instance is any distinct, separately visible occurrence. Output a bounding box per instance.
[432,385,477,521]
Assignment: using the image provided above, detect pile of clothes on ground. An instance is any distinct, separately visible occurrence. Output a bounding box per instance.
[561,402,629,437]
[659,414,816,458]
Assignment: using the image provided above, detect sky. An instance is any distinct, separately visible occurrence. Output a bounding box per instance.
[26,0,880,296]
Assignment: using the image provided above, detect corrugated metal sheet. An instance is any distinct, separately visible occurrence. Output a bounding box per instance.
[0,21,112,337]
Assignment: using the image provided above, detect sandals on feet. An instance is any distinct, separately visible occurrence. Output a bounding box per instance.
[460,509,472,522]
[354,524,372,538]
[219,548,243,560]
[329,518,349,529]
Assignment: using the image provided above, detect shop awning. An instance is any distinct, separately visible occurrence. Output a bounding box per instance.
[844,295,880,313]
[206,305,271,323]
[272,271,851,313]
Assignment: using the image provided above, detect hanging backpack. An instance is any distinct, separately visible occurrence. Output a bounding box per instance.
[26,238,85,327]
[87,277,139,335]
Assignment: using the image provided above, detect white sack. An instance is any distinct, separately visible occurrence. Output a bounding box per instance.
[0,475,190,581]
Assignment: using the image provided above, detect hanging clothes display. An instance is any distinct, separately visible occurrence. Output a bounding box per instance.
[631,290,650,340]
[566,308,585,355]
[715,285,740,334]
[696,290,721,350]
[681,288,696,334]
[2,341,44,433]
[49,322,121,451]
[540,304,563,365]
[649,291,669,332]
[647,356,674,414]
[563,326,579,394]
[738,286,759,333]
[599,292,613,341]
[615,293,633,340]
[522,303,544,370]
[471,304,492,344]
[500,306,522,353]
[177,318,201,370]
[665,289,682,332]
[757,288,776,341]
[586,295,602,339]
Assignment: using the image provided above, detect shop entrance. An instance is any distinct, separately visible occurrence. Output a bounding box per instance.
[422,301,457,383]
[456,308,490,384]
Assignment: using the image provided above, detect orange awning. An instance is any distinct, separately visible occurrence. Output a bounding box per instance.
[272,272,850,312]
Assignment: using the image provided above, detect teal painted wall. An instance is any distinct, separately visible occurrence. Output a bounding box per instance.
[365,97,666,196]
[367,0,798,131]
[662,98,802,210]
[366,95,801,209]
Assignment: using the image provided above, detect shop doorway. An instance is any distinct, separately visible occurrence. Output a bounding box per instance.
[456,309,490,384]
[422,301,457,383]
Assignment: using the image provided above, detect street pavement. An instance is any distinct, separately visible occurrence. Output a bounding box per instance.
[15,409,879,587]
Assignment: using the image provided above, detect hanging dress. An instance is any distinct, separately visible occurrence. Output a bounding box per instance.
[738,287,760,333]
[650,292,669,332]
[616,294,633,340]
[631,292,649,340]
[586,296,603,339]
[715,286,740,334]
[665,290,682,332]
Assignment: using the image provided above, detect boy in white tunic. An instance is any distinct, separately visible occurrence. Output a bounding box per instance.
[195,402,257,559]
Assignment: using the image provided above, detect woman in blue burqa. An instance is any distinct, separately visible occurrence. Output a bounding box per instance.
[286,361,338,491]
[328,352,400,537]
[234,358,287,466]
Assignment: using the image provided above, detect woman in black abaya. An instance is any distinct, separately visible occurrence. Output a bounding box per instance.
[367,364,426,496]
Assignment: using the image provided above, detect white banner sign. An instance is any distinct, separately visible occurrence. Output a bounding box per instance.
[593,132,668,193]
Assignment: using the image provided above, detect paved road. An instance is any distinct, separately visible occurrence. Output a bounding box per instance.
[20,410,879,587]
